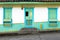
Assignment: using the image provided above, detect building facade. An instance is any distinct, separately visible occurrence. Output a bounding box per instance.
[0,0,59,34]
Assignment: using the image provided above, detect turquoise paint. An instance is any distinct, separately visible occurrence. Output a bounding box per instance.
[33,8,59,30]
[43,22,60,29]
[32,8,34,28]
[0,22,41,32]
[3,7,12,26]
[48,8,57,21]
[33,22,40,30]
[4,8,12,19]
[33,22,60,30]
[0,22,60,32]
[0,7,59,33]
[0,2,60,5]
[57,8,59,26]
[48,8,58,27]
[24,8,34,28]
[0,23,24,32]
[43,8,58,29]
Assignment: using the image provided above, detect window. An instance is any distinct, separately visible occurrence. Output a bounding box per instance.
[3,7,12,26]
[26,11,28,16]
[48,8,57,27]
[48,8,57,21]
[4,8,12,19]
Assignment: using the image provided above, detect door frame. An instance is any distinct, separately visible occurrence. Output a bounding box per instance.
[24,8,34,28]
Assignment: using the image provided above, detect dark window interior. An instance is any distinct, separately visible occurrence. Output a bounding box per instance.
[49,21,57,23]
[26,11,28,16]
[24,0,28,1]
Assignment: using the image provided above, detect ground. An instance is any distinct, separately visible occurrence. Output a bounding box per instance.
[0,32,60,40]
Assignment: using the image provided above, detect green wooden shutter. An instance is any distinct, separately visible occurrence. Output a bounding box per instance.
[48,8,57,21]
[48,8,57,27]
[4,8,12,19]
[3,8,12,27]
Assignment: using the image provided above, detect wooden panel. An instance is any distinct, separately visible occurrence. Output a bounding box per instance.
[48,8,57,20]
[4,8,12,19]
[3,8,12,27]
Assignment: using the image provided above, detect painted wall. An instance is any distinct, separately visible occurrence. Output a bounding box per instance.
[34,7,48,22]
[0,8,3,24]
[58,7,60,21]
[12,8,24,23]
[0,7,60,24]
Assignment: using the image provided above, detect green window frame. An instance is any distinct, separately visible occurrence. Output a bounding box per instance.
[4,8,12,19]
[3,7,12,26]
[48,8,57,21]
[48,8,57,27]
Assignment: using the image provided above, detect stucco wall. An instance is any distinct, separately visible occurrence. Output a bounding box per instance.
[34,7,48,22]
[0,8,3,24]
[12,8,24,23]
[58,7,60,21]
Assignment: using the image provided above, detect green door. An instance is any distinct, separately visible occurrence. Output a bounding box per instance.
[48,8,57,27]
[25,8,34,28]
[3,8,12,26]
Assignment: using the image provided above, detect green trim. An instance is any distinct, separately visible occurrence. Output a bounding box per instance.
[48,8,58,27]
[4,8,12,19]
[48,8,57,21]
[24,8,34,28]
[0,2,60,5]
[3,7,12,27]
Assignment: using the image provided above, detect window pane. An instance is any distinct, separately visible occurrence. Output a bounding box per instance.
[4,8,12,27]
[25,11,28,16]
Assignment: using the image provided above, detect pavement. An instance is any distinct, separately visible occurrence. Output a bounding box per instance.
[0,32,60,40]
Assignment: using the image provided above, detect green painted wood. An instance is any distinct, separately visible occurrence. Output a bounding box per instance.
[25,8,34,28]
[48,8,57,20]
[3,8,12,27]
[4,8,12,19]
[0,2,60,4]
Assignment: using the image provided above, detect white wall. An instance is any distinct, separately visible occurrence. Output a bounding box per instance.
[58,7,60,21]
[0,8,3,24]
[12,8,24,23]
[34,7,48,22]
